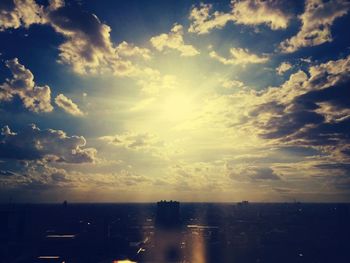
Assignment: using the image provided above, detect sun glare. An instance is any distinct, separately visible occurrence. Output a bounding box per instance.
[160,92,197,121]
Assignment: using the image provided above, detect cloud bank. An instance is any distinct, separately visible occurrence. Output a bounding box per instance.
[189,0,291,34]
[150,24,200,57]
[0,124,96,163]
[0,58,53,113]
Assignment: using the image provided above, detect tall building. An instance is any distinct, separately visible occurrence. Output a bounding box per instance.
[153,201,183,262]
[155,200,181,229]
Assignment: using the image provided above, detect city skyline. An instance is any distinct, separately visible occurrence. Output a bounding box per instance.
[1,0,350,202]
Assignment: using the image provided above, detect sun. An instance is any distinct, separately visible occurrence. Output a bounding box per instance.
[160,92,197,121]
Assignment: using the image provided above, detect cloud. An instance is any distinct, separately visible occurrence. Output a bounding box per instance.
[314,102,350,123]
[220,79,244,89]
[115,41,151,60]
[0,0,44,31]
[0,0,150,76]
[230,54,350,162]
[187,53,350,192]
[150,24,200,56]
[0,1,178,100]
[230,0,291,29]
[0,160,151,193]
[165,161,228,192]
[0,170,17,176]
[276,61,292,75]
[0,0,21,30]
[209,47,269,65]
[99,131,178,159]
[188,3,231,35]
[1,125,16,136]
[227,164,280,181]
[55,93,84,116]
[280,0,350,53]
[0,58,53,112]
[47,4,136,76]
[100,131,162,151]
[136,67,178,95]
[0,124,97,163]
[0,164,73,190]
[188,0,291,34]
[274,159,350,192]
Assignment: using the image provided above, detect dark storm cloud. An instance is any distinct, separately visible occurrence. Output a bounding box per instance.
[260,106,324,140]
[315,163,350,171]
[260,82,350,146]
[46,3,116,73]
[287,117,350,146]
[0,124,97,163]
[223,55,350,193]
[48,5,110,51]
[247,55,350,155]
[297,82,350,109]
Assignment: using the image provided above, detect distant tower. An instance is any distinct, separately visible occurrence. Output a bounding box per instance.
[153,201,183,262]
[237,200,249,207]
[155,200,181,229]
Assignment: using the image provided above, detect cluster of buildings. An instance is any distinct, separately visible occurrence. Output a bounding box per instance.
[0,201,349,262]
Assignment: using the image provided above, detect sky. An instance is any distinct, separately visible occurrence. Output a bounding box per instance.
[0,0,350,203]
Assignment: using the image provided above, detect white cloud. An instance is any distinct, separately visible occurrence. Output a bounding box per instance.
[280,0,350,53]
[276,61,292,75]
[188,3,232,34]
[0,58,53,112]
[0,0,44,31]
[220,79,244,89]
[47,6,137,76]
[150,24,200,57]
[100,131,162,151]
[209,47,269,65]
[0,0,151,76]
[136,67,178,95]
[230,0,291,29]
[115,41,151,60]
[0,0,183,102]
[189,0,291,34]
[55,94,84,116]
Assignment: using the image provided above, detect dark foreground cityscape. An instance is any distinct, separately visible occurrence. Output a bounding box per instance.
[0,201,349,263]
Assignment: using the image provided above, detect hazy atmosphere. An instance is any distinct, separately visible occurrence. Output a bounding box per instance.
[1,0,350,202]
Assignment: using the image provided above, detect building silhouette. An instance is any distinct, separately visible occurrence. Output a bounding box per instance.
[155,200,181,229]
[153,201,183,262]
